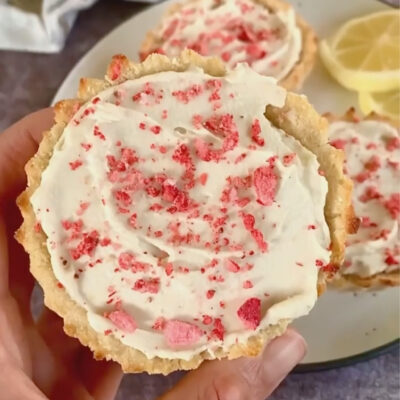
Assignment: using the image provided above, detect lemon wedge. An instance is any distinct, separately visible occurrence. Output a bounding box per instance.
[359,90,400,121]
[320,10,400,92]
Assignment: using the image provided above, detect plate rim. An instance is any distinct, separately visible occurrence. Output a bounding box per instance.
[294,338,400,373]
[52,0,399,372]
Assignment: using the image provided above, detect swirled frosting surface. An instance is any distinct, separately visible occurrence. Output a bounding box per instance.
[329,120,400,278]
[142,0,302,81]
[32,65,329,360]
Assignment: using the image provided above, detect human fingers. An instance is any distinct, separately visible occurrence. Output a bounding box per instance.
[0,108,53,202]
[159,329,306,400]
[37,309,122,400]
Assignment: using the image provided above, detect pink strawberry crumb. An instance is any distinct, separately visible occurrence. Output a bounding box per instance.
[253,165,278,206]
[237,298,261,330]
[163,320,203,348]
[106,310,136,333]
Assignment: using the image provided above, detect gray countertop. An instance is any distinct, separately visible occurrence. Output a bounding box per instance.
[0,1,399,399]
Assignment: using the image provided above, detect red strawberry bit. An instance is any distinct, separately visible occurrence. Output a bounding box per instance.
[315,259,324,267]
[196,114,239,161]
[250,119,264,146]
[225,259,240,272]
[128,213,137,228]
[172,84,203,104]
[359,186,382,203]
[133,278,160,294]
[360,216,378,228]
[77,202,90,216]
[104,329,112,336]
[246,43,266,59]
[109,58,122,81]
[307,224,316,230]
[354,171,370,183]
[121,148,138,165]
[237,298,261,330]
[163,320,203,348]
[210,318,225,341]
[221,51,231,62]
[93,125,106,140]
[165,263,174,276]
[56,282,64,289]
[366,142,377,150]
[114,190,132,207]
[106,310,136,333]
[150,125,161,135]
[383,193,400,219]
[139,122,146,130]
[283,153,296,166]
[69,160,82,170]
[243,280,253,289]
[206,289,216,299]
[385,254,399,266]
[253,165,278,206]
[118,252,135,270]
[192,114,203,129]
[152,317,166,331]
[70,230,99,260]
[162,18,179,40]
[330,139,347,150]
[81,143,92,151]
[34,221,42,233]
[100,237,111,247]
[161,110,168,119]
[199,173,208,185]
[386,137,400,151]
[364,155,381,172]
[162,182,190,212]
[388,159,399,170]
[92,97,100,104]
[202,315,213,325]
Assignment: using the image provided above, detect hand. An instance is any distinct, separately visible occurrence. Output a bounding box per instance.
[0,109,306,400]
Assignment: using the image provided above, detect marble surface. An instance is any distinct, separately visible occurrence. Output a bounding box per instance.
[0,1,399,399]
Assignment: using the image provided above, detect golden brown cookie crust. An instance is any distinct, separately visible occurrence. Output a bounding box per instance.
[17,51,350,374]
[324,108,400,290]
[139,0,317,91]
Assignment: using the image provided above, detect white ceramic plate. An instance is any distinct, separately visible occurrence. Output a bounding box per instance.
[53,0,400,368]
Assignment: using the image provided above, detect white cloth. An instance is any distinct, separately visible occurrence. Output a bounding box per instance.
[0,0,160,53]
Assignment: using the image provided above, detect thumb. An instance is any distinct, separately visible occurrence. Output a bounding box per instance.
[159,329,306,400]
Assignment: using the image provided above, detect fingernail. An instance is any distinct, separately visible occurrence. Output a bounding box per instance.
[260,329,307,391]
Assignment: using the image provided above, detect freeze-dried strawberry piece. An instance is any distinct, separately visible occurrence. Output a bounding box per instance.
[385,254,399,266]
[70,230,99,260]
[360,216,377,228]
[330,139,346,150]
[383,193,400,220]
[163,320,203,348]
[237,298,261,330]
[364,155,381,172]
[106,310,136,333]
[199,173,208,185]
[253,165,278,206]
[202,315,213,325]
[386,137,400,151]
[359,186,382,203]
[196,114,239,161]
[246,43,266,59]
[162,18,179,40]
[152,317,166,331]
[69,160,82,170]
[192,114,203,129]
[250,119,264,146]
[283,153,296,166]
[162,182,190,212]
[210,318,225,341]
[241,212,255,230]
[206,289,216,299]
[133,278,160,294]
[118,252,135,270]
[172,84,203,104]
[120,148,138,165]
[354,171,370,183]
[225,259,240,272]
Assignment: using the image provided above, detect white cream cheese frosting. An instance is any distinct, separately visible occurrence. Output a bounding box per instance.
[329,120,400,278]
[31,65,330,360]
[141,0,302,81]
